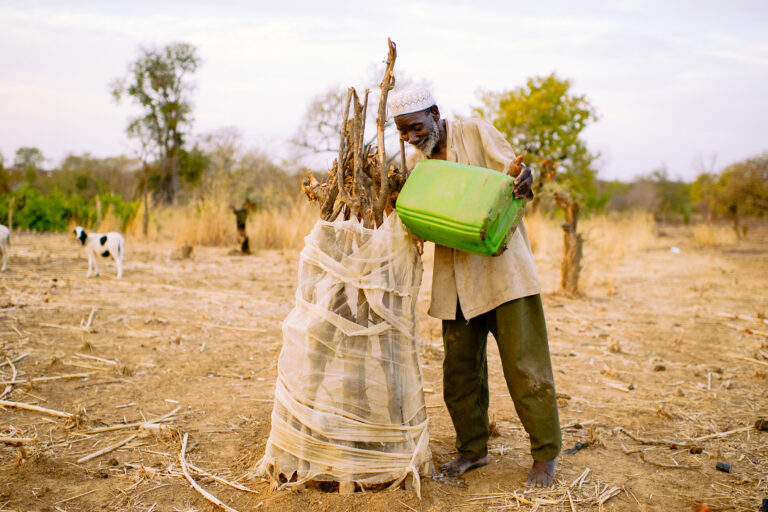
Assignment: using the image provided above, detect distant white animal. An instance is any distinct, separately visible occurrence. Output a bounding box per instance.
[73,226,124,279]
[0,224,9,272]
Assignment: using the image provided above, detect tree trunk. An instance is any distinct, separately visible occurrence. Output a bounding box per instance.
[554,192,583,295]
[8,197,14,232]
[142,164,150,237]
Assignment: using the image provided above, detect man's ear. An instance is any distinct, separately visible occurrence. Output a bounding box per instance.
[430,105,440,121]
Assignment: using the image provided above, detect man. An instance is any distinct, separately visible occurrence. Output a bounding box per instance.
[389,87,561,487]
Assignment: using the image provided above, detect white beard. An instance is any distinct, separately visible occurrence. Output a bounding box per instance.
[416,118,440,157]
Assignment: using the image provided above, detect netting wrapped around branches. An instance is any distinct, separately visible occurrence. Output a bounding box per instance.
[255,213,431,493]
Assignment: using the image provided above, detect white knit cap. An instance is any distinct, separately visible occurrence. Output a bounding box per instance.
[388,87,436,118]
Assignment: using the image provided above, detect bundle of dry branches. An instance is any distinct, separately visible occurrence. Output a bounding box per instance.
[302,38,408,228]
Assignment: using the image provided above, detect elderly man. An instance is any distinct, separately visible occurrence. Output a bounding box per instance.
[389,87,561,487]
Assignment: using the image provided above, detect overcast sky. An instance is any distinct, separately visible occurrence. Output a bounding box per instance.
[1,0,766,181]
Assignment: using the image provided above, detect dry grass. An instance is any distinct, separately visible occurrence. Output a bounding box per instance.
[526,210,659,294]
[691,223,737,247]
[124,197,319,250]
[248,200,319,251]
[95,205,125,234]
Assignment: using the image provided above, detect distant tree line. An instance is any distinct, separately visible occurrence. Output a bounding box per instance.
[0,45,764,239]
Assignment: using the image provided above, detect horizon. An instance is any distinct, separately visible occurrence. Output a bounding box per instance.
[1,0,766,182]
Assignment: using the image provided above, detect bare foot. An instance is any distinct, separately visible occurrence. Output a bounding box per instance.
[439,455,490,479]
[526,459,556,487]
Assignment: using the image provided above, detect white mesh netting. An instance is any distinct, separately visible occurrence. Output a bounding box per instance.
[255,213,432,495]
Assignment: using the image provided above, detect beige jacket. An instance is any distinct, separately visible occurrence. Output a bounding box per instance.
[407,118,541,320]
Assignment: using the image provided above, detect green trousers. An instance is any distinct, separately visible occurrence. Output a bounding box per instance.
[442,294,561,462]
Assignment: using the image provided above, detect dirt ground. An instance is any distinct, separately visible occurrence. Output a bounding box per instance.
[1,223,767,512]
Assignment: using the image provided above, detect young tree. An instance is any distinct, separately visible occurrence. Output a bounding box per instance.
[111,42,200,205]
[475,73,599,294]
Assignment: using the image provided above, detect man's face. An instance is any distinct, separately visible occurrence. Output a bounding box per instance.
[394,107,440,157]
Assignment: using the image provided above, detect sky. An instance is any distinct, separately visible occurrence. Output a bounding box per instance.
[1,0,766,181]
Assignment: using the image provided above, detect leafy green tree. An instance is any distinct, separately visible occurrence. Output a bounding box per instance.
[111,42,200,205]
[475,73,599,201]
[475,73,599,294]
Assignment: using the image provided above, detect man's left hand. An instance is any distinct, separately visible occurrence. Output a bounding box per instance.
[514,165,534,200]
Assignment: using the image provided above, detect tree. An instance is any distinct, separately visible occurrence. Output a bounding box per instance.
[475,73,599,294]
[112,42,200,205]
[292,69,422,169]
[13,146,45,184]
[693,154,768,238]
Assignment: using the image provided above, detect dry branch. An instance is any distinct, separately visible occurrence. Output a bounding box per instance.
[637,451,699,470]
[726,352,768,368]
[0,354,28,368]
[716,311,768,325]
[187,461,259,494]
[691,425,755,442]
[179,433,241,512]
[723,323,768,338]
[1,372,90,385]
[74,353,117,365]
[0,399,73,418]
[77,433,138,463]
[1,357,17,399]
[302,38,408,227]
[0,436,35,445]
[85,406,181,434]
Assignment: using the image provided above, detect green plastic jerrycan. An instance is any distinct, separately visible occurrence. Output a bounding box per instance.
[395,159,524,256]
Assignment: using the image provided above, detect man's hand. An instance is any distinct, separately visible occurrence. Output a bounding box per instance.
[514,165,534,200]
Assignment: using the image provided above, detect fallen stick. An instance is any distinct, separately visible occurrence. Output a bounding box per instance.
[716,311,768,325]
[77,433,138,463]
[0,436,36,444]
[82,306,97,330]
[691,425,755,442]
[74,353,117,365]
[567,489,576,512]
[201,323,266,333]
[0,354,28,368]
[605,382,633,393]
[570,467,591,489]
[723,323,768,338]
[597,485,622,504]
[614,427,695,448]
[0,373,90,385]
[0,399,74,418]
[54,489,96,504]
[179,433,241,512]
[38,323,85,331]
[187,461,259,494]
[637,451,699,470]
[726,353,768,368]
[10,324,24,339]
[85,406,181,434]
[1,357,17,399]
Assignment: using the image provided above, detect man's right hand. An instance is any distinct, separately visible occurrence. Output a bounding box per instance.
[514,165,534,200]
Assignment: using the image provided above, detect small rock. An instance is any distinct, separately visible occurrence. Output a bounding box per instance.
[715,461,731,473]
[654,364,666,372]
[755,418,768,431]
[109,457,119,466]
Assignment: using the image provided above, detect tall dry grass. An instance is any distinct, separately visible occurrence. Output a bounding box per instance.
[248,200,319,250]
[525,210,658,294]
[124,197,319,250]
[691,223,737,247]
